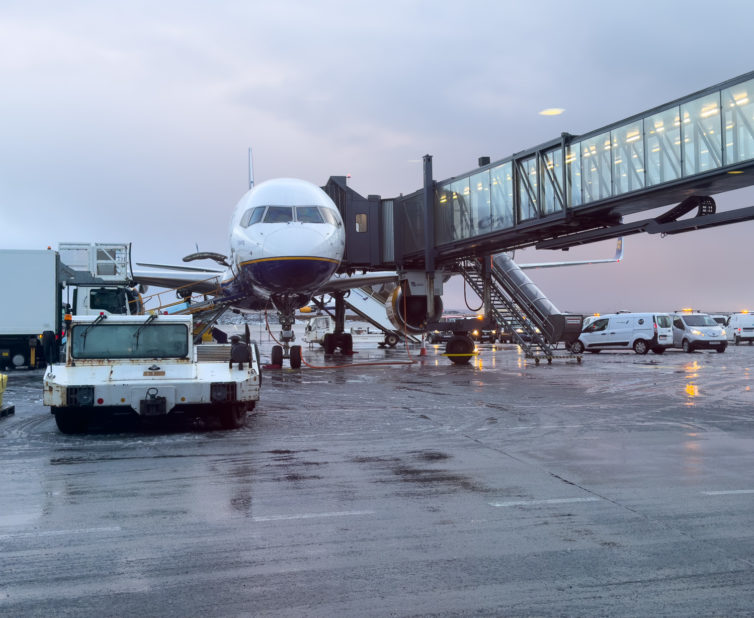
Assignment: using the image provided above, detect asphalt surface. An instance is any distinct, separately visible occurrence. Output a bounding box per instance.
[2,338,754,616]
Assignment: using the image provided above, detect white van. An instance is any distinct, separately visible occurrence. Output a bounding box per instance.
[671,312,727,353]
[570,312,673,355]
[726,312,754,345]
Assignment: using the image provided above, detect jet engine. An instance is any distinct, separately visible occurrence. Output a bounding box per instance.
[385,285,443,334]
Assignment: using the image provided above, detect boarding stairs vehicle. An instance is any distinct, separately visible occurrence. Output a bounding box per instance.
[43,313,260,433]
[458,254,583,363]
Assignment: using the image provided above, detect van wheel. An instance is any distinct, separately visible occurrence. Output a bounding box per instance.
[633,339,649,355]
[735,336,740,346]
[717,345,727,354]
[682,339,693,353]
[570,340,585,354]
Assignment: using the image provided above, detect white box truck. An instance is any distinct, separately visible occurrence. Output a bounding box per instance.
[0,249,61,369]
[0,244,144,369]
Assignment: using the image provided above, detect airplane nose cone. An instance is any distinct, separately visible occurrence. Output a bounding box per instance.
[262,225,329,255]
[240,224,341,294]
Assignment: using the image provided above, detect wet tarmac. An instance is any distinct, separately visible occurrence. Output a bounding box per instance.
[2,338,754,616]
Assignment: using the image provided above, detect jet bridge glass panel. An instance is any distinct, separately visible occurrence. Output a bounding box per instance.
[681,94,722,176]
[645,108,682,186]
[723,78,754,165]
[489,162,514,229]
[71,323,189,359]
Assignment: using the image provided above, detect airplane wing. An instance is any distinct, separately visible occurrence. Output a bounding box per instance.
[517,237,624,269]
[318,271,399,294]
[132,263,225,295]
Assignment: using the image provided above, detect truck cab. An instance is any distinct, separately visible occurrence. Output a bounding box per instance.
[43,314,261,433]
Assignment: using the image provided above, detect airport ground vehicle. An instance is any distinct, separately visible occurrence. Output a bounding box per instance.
[569,312,673,355]
[43,314,260,433]
[0,244,142,370]
[726,312,754,345]
[671,312,727,353]
[0,249,60,370]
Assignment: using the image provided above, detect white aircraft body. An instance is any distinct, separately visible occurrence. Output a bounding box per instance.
[134,177,396,367]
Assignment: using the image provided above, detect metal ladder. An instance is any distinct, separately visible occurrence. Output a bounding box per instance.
[459,259,560,362]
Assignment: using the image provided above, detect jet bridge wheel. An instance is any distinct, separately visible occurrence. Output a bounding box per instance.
[445,335,475,365]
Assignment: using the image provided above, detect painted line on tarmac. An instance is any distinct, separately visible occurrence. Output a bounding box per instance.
[489,497,601,508]
[0,526,122,540]
[701,489,754,496]
[252,510,375,522]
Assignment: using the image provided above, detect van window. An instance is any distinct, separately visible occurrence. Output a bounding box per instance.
[673,317,685,329]
[683,315,716,327]
[656,315,671,328]
[585,318,609,332]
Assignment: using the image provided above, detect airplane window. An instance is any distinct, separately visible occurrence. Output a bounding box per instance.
[296,206,324,223]
[241,207,265,227]
[320,208,340,226]
[263,206,293,223]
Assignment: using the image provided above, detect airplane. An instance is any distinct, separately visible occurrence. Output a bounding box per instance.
[133,176,398,368]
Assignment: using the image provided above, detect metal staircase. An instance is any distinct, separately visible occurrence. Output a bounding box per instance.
[459,258,573,362]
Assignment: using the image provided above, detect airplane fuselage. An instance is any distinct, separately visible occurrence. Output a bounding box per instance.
[223,178,345,309]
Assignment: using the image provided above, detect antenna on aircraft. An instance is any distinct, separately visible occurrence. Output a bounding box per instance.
[248,147,255,190]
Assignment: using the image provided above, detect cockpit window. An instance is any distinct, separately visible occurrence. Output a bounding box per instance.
[295,206,324,223]
[320,208,339,226]
[263,206,293,223]
[241,207,266,227]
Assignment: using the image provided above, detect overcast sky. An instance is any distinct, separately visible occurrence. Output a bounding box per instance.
[1,0,753,314]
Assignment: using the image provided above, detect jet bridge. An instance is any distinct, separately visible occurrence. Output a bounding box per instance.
[326,70,754,363]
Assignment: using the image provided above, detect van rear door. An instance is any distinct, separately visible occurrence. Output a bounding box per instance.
[653,314,673,347]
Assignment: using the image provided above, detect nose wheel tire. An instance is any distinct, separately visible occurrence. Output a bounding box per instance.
[271,345,283,366]
[290,345,302,369]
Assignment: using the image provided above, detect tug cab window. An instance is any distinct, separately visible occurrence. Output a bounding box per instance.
[295,206,324,223]
[263,206,293,223]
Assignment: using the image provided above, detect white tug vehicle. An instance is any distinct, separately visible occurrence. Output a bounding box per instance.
[43,313,260,433]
